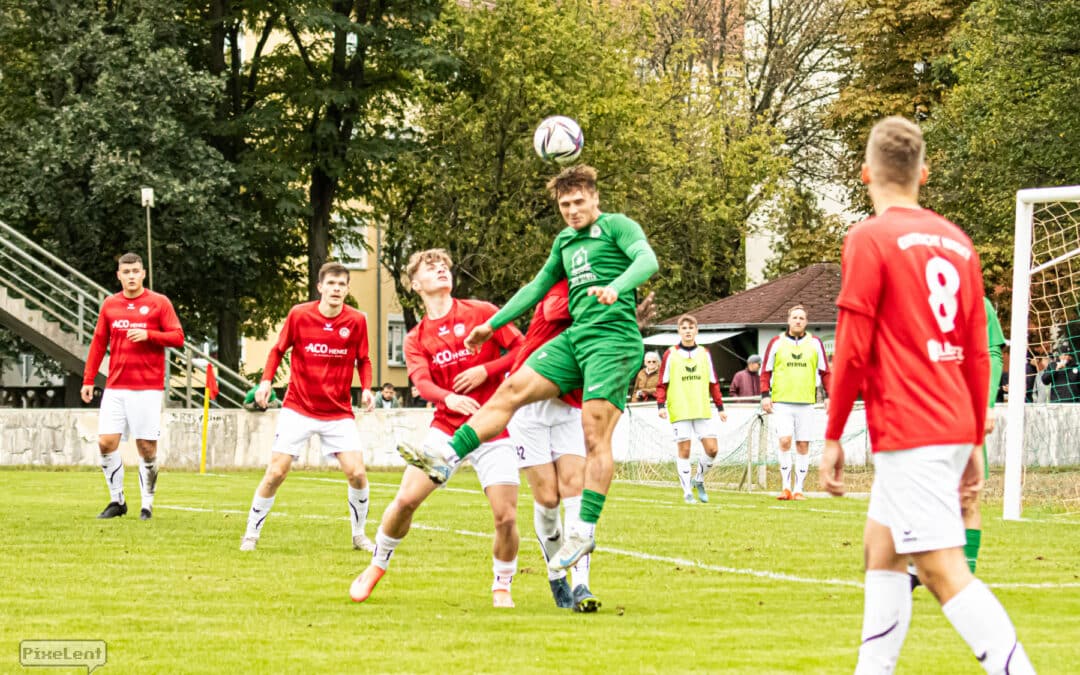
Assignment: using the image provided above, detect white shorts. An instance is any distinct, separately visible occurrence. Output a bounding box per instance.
[508,399,586,469]
[271,408,362,458]
[772,402,815,442]
[426,428,520,489]
[98,389,163,441]
[671,417,719,443]
[867,444,971,555]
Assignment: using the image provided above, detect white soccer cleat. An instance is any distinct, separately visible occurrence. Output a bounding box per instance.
[397,441,455,485]
[352,535,376,553]
[492,589,515,608]
[548,529,596,573]
[239,537,258,552]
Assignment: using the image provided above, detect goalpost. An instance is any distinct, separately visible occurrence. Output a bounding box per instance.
[1004,185,1080,520]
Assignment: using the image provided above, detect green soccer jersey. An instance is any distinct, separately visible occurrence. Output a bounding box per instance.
[490,212,657,341]
[985,297,1006,407]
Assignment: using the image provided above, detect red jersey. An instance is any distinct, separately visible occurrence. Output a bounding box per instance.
[406,298,523,437]
[83,289,184,390]
[825,206,990,451]
[510,279,582,408]
[263,302,372,421]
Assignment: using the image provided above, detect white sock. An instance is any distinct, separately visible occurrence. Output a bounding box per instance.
[244,494,275,539]
[372,528,403,571]
[696,452,715,481]
[138,457,157,509]
[101,452,125,505]
[492,556,517,593]
[561,495,591,587]
[676,457,692,496]
[794,453,810,493]
[778,450,793,491]
[855,570,912,675]
[533,502,564,580]
[942,579,1034,675]
[347,485,370,537]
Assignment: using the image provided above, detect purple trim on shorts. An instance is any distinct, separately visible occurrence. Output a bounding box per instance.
[861,620,898,644]
[1005,641,1018,674]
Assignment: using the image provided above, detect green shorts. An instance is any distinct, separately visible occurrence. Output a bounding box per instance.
[525,329,642,411]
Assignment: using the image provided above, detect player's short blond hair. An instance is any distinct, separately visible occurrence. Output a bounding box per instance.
[678,314,698,327]
[405,248,453,284]
[788,304,806,318]
[547,165,598,199]
[865,116,925,190]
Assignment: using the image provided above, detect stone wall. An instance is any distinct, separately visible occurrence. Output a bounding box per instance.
[1,403,1078,469]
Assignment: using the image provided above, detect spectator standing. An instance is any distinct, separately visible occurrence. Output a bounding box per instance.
[729,354,762,400]
[632,352,661,402]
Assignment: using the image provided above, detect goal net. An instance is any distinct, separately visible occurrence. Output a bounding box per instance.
[1004,186,1080,519]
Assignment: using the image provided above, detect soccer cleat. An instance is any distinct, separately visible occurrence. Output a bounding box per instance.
[683,493,695,504]
[692,477,709,504]
[549,577,574,609]
[492,589,515,608]
[139,507,153,520]
[97,501,128,519]
[239,537,258,552]
[397,441,454,485]
[777,489,793,501]
[792,492,806,501]
[352,535,376,553]
[572,584,601,613]
[349,565,386,603]
[548,529,596,572]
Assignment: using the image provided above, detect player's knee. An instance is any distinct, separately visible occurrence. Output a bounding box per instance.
[491,503,517,530]
[534,493,559,510]
[496,375,530,407]
[264,464,289,487]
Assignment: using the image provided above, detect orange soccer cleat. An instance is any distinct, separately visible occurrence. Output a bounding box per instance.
[349,565,385,603]
[777,489,793,501]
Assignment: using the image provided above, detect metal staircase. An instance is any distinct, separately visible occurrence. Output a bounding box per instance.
[0,220,249,407]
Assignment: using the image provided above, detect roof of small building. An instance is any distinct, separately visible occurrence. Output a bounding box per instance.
[658,263,841,328]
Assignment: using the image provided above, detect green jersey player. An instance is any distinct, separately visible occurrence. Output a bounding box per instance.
[399,165,658,594]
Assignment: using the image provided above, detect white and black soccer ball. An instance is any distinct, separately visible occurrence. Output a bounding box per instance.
[533,116,584,165]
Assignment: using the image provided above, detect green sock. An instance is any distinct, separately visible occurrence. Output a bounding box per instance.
[964,528,982,573]
[579,489,606,524]
[449,424,480,459]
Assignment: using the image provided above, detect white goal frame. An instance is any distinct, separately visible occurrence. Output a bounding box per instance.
[1004,185,1080,520]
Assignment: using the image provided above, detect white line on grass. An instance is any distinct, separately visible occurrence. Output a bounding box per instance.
[157,504,1080,590]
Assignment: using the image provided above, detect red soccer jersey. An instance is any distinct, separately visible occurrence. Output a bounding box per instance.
[83,289,184,390]
[263,302,372,421]
[825,206,990,451]
[406,298,523,437]
[510,279,583,408]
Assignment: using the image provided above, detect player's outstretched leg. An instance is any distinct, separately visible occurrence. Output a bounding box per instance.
[396,440,458,485]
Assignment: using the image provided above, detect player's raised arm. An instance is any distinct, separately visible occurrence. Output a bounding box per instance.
[465,248,565,351]
[606,216,659,300]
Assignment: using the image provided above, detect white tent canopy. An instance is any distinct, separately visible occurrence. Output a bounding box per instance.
[642,330,743,347]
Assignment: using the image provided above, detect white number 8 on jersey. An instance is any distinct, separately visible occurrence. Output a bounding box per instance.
[925,256,961,332]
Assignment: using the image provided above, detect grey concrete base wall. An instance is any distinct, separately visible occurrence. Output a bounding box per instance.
[1,403,1077,469]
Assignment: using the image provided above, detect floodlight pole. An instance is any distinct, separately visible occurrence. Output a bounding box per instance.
[141,187,154,289]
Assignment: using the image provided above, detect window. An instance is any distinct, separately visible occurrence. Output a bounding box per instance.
[387,316,406,366]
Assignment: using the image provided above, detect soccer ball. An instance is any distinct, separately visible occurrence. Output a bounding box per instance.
[533,116,584,165]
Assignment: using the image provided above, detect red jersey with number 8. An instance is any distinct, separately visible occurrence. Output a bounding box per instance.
[833,206,989,451]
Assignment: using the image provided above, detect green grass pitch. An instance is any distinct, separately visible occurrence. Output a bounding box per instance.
[2,468,1078,674]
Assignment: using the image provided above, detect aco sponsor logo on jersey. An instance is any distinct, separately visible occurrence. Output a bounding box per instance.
[431,348,472,367]
[926,340,964,363]
[304,342,349,357]
[111,319,148,330]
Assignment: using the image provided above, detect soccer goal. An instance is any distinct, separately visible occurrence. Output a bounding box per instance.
[1004,185,1080,520]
